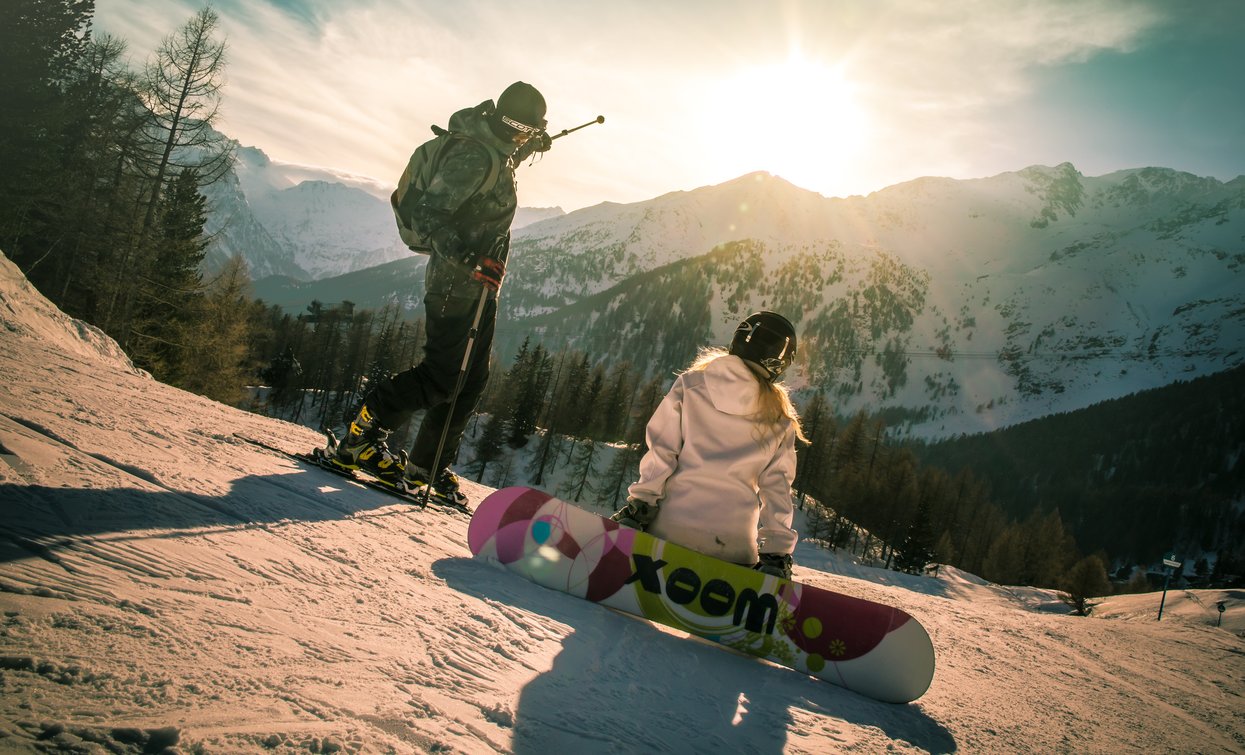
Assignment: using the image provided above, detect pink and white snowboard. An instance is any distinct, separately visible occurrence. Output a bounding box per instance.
[468,487,935,703]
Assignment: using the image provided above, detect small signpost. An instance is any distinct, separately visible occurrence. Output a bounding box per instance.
[1157,556,1181,621]
[1216,601,1227,628]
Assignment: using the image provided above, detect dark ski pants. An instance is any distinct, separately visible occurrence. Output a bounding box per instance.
[367,286,496,472]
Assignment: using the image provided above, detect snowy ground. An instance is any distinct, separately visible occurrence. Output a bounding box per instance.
[1,250,1243,754]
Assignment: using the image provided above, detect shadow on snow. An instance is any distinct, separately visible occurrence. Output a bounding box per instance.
[435,557,958,755]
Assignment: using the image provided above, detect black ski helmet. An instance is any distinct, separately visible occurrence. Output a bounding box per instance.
[729,311,797,380]
[490,81,547,140]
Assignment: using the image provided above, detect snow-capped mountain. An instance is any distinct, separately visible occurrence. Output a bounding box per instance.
[201,143,567,281]
[513,206,567,228]
[198,153,302,279]
[200,145,408,280]
[252,162,1244,437]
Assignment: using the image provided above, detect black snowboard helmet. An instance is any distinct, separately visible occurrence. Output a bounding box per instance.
[729,311,797,380]
[490,81,547,140]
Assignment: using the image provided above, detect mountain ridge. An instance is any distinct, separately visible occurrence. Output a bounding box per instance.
[247,161,1243,438]
[202,141,569,281]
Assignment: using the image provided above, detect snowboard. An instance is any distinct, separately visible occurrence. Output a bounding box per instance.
[467,486,935,703]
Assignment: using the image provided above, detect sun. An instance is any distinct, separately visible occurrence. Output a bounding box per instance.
[702,56,871,195]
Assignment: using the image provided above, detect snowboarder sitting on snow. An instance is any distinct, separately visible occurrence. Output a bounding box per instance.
[611,311,806,580]
[331,82,552,504]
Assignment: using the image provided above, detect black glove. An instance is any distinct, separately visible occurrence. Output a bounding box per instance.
[514,131,552,162]
[610,498,658,531]
[755,552,793,579]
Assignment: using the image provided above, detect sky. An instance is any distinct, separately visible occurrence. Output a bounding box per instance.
[90,0,1245,211]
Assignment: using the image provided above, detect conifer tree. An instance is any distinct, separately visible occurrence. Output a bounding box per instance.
[577,366,607,438]
[933,531,956,569]
[174,254,254,404]
[794,391,831,505]
[495,337,532,413]
[598,362,635,441]
[895,497,936,574]
[0,0,93,252]
[627,375,667,444]
[136,7,231,237]
[1059,555,1112,616]
[469,414,508,482]
[130,166,209,377]
[831,411,870,476]
[561,439,601,502]
[105,7,233,342]
[983,524,1026,585]
[1019,509,1075,588]
[525,351,572,486]
[550,352,591,434]
[525,426,564,487]
[589,374,667,509]
[507,342,549,447]
[31,33,143,322]
[596,444,643,510]
[873,448,920,567]
[490,454,517,489]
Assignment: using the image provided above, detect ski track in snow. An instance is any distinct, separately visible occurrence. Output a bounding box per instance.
[1,249,1243,753]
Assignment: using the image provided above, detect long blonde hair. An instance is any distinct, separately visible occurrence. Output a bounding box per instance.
[685,347,808,444]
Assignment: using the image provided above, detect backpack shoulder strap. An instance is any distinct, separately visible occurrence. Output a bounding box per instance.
[445,132,502,198]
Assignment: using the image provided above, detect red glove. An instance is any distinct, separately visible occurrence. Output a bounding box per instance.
[472,256,506,291]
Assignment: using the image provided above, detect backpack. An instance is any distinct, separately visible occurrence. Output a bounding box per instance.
[390,125,502,253]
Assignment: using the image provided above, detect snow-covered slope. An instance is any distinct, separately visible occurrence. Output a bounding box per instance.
[0,251,140,371]
[1,249,1241,752]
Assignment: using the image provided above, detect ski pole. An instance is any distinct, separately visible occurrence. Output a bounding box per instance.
[550,115,604,141]
[419,283,490,507]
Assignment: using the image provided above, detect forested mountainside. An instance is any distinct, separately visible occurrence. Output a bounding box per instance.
[501,238,929,404]
[255,164,1245,439]
[908,366,1245,570]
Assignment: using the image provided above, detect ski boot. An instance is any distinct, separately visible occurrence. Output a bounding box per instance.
[331,404,405,487]
[402,464,468,506]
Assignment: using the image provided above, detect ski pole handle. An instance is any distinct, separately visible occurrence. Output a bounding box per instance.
[550,115,605,141]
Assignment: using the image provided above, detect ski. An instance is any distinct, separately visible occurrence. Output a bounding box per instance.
[233,433,472,515]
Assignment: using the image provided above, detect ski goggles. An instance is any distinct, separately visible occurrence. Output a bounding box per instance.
[501,115,547,136]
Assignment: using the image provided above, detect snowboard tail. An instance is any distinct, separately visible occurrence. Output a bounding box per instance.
[468,486,935,703]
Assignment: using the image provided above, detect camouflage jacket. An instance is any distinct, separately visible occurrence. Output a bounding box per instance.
[410,101,523,299]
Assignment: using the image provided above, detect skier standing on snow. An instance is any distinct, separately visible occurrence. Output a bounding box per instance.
[331,82,552,505]
[611,311,806,579]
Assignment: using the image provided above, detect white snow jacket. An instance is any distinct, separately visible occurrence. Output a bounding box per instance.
[628,354,799,565]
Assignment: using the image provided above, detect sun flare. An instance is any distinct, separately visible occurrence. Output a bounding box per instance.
[703,56,871,195]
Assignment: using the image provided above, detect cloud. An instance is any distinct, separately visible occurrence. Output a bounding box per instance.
[814,0,1168,186]
[90,0,1191,208]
